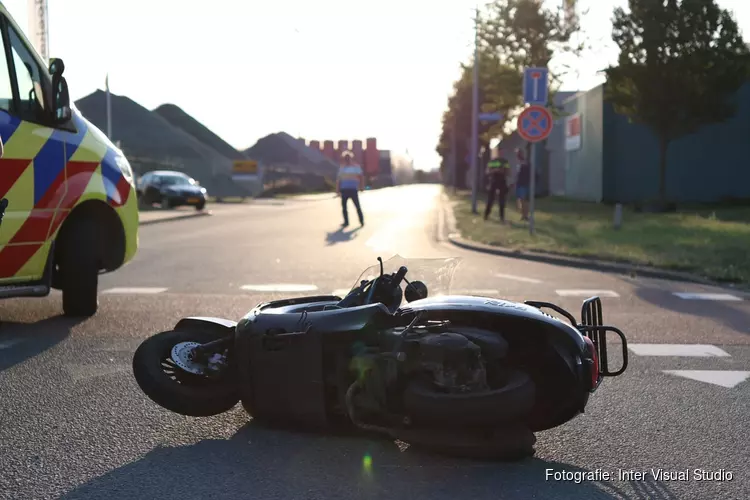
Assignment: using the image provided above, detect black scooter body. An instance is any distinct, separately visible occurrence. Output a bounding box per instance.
[184,291,623,433]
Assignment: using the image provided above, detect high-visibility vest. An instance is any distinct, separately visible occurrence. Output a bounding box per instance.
[488,159,510,170]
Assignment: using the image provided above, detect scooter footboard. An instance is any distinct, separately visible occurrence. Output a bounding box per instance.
[580,297,628,377]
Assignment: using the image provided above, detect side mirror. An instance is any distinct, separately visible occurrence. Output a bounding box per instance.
[405,280,428,302]
[50,59,71,123]
[49,58,65,77]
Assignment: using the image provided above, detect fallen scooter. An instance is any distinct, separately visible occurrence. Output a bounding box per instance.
[132,255,628,459]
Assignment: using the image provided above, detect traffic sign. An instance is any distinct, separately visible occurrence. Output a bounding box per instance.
[523,67,548,105]
[232,160,258,174]
[517,105,553,143]
[478,112,503,122]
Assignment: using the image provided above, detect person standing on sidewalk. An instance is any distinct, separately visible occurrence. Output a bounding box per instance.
[483,148,511,222]
[336,151,365,227]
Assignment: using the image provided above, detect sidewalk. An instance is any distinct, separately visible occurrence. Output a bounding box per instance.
[438,192,748,290]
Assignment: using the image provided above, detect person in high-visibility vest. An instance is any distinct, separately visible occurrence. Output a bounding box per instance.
[483,149,511,222]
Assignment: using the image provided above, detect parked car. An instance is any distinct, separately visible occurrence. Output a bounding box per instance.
[137,171,207,210]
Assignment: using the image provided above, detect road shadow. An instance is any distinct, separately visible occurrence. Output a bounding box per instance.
[0,314,85,372]
[59,420,676,500]
[326,226,362,245]
[634,286,750,335]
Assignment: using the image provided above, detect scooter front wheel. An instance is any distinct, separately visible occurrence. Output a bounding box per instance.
[132,329,239,417]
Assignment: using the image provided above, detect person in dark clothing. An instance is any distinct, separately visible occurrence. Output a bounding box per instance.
[514,148,531,221]
[483,150,511,222]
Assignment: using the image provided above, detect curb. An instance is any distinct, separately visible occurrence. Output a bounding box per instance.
[139,211,212,226]
[439,194,745,290]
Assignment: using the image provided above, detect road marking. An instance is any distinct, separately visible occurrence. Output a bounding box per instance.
[240,284,318,292]
[555,289,620,298]
[102,287,168,294]
[495,273,542,284]
[332,289,352,297]
[628,344,730,357]
[454,289,500,296]
[663,370,750,388]
[673,292,742,301]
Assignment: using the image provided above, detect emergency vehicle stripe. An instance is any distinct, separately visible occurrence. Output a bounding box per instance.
[33,130,66,206]
[1,162,34,237]
[0,159,31,199]
[0,244,41,278]
[0,112,124,279]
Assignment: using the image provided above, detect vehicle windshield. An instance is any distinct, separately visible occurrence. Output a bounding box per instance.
[161,175,193,186]
[349,254,462,304]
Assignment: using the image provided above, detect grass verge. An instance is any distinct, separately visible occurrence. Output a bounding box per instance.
[449,190,750,284]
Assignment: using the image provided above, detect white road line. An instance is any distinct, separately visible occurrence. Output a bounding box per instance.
[495,273,542,284]
[102,287,168,294]
[332,289,352,297]
[673,292,743,301]
[555,289,620,298]
[454,289,500,296]
[628,344,730,357]
[240,284,318,293]
[663,370,750,388]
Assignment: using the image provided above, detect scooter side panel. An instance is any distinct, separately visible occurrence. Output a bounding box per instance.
[400,295,587,351]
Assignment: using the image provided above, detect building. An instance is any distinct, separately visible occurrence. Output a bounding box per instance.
[302,137,382,179]
[543,82,750,203]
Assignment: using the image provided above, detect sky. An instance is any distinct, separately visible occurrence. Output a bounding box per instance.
[4,0,750,171]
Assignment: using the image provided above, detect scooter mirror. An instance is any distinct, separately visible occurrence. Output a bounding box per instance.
[405,281,428,302]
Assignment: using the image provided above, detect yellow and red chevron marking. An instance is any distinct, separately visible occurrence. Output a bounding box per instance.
[0,119,103,278]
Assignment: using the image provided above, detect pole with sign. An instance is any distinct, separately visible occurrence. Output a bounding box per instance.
[519,67,551,235]
[517,105,553,235]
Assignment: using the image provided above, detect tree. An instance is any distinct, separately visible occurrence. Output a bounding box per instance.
[481,0,584,101]
[436,50,517,188]
[437,0,585,187]
[604,0,750,204]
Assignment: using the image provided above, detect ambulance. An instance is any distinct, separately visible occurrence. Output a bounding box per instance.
[0,3,138,317]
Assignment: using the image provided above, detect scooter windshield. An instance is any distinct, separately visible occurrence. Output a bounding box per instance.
[350,254,462,302]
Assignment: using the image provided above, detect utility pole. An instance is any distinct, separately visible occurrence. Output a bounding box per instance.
[469,5,480,213]
[450,114,457,194]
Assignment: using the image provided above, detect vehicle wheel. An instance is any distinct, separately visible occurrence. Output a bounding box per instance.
[403,369,535,427]
[196,200,205,211]
[132,329,239,417]
[59,220,99,317]
[161,196,171,209]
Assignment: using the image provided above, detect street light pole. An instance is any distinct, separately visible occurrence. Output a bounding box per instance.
[469,5,480,213]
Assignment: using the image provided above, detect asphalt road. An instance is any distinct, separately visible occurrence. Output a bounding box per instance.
[1,184,748,500]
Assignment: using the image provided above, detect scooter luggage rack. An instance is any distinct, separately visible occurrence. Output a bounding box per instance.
[525,297,628,377]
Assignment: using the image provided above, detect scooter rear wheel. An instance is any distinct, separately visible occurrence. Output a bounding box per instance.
[133,329,239,417]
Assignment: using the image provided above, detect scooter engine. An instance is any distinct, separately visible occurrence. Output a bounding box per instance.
[415,333,489,393]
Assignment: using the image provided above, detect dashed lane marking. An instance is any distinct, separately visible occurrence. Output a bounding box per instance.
[495,273,543,284]
[101,287,168,294]
[240,284,319,293]
[555,289,620,298]
[663,370,750,388]
[628,344,730,357]
[673,292,743,301]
